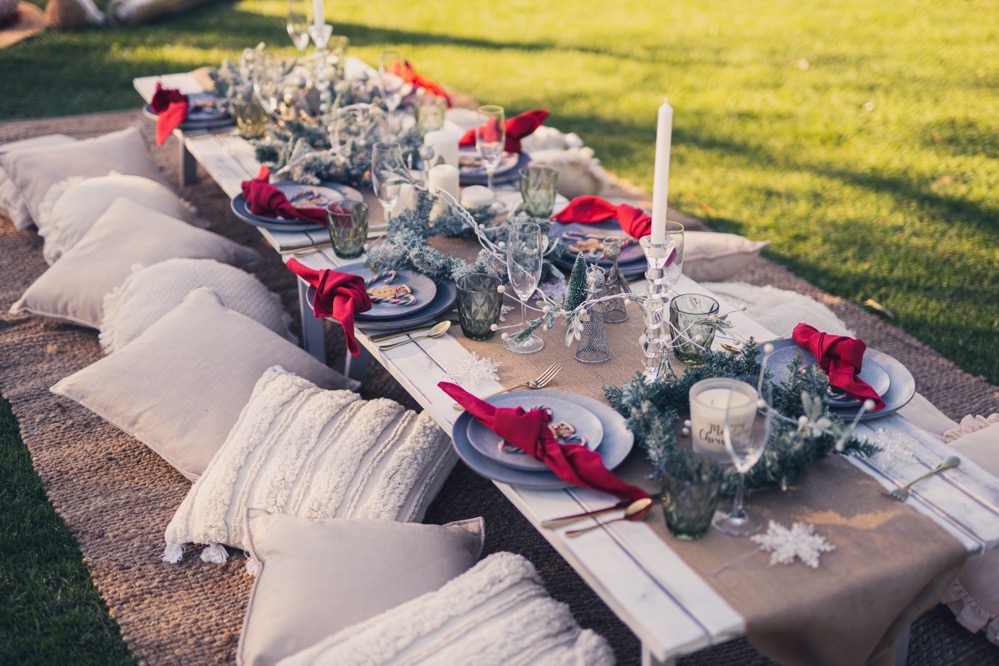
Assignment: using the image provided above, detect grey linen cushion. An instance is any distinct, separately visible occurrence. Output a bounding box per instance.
[0,126,165,226]
[238,511,484,666]
[51,287,358,481]
[11,197,259,328]
[0,134,78,229]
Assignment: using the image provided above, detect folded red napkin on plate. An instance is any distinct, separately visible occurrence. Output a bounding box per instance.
[792,323,885,409]
[552,195,658,241]
[440,382,649,502]
[150,83,190,146]
[240,166,328,226]
[387,59,451,107]
[286,258,372,356]
[459,109,549,154]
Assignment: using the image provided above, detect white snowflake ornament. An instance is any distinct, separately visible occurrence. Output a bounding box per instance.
[442,352,501,388]
[751,521,835,569]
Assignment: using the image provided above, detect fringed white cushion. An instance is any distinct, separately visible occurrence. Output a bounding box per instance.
[163,366,456,560]
[38,173,196,264]
[704,281,853,339]
[11,198,259,328]
[238,510,484,666]
[0,134,78,230]
[100,258,294,353]
[277,551,616,666]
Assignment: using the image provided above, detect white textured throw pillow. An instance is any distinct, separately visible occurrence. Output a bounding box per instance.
[11,198,259,328]
[684,231,770,282]
[704,281,853,339]
[0,134,78,230]
[101,258,294,353]
[163,366,455,562]
[38,173,195,264]
[0,126,165,227]
[51,288,357,481]
[278,552,615,666]
[239,511,484,666]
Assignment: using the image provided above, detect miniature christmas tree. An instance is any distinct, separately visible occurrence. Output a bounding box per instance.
[565,252,588,311]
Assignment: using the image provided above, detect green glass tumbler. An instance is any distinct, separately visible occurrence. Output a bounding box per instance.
[327,200,368,259]
[518,165,559,218]
[662,449,723,540]
[456,273,503,341]
[669,294,721,364]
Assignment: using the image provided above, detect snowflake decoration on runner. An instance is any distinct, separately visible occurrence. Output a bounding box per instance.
[752,520,836,569]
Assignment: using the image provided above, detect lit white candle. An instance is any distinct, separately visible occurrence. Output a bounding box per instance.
[650,98,673,246]
[460,185,494,209]
[428,164,460,202]
[312,0,324,29]
[423,129,459,169]
[689,379,757,460]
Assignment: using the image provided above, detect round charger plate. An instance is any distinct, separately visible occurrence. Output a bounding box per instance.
[451,390,634,490]
[763,338,914,421]
[551,220,646,266]
[465,394,604,472]
[142,92,231,127]
[336,261,438,320]
[231,182,364,231]
[458,149,530,186]
[306,280,458,332]
[765,340,890,407]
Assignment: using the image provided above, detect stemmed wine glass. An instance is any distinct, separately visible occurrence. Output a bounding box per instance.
[712,377,774,536]
[252,53,285,119]
[286,0,311,51]
[476,105,505,196]
[378,50,406,134]
[664,221,685,292]
[371,141,406,224]
[504,221,545,354]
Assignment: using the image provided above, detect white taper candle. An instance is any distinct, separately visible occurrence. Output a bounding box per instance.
[312,0,324,29]
[650,98,673,245]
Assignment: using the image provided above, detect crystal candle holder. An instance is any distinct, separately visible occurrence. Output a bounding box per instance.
[639,236,676,381]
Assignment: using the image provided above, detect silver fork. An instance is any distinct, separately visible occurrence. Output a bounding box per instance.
[886,455,961,501]
[451,363,562,410]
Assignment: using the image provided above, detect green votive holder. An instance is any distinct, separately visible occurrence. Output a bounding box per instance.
[669,293,721,364]
[456,272,503,341]
[518,165,559,218]
[327,200,368,259]
[662,449,722,540]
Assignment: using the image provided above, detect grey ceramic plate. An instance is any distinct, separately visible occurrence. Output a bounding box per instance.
[465,394,604,472]
[308,280,458,332]
[458,149,530,186]
[764,338,915,421]
[143,93,231,127]
[551,220,646,266]
[337,262,438,320]
[451,389,633,490]
[230,182,364,232]
[766,342,891,407]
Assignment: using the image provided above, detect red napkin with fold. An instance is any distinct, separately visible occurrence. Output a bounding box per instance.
[286,258,372,356]
[150,83,190,146]
[240,166,328,226]
[440,382,649,502]
[552,196,657,240]
[387,60,451,107]
[459,109,549,154]
[792,323,885,409]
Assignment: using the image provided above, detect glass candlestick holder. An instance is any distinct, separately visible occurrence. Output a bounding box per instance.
[601,236,629,323]
[574,265,610,364]
[307,24,334,122]
[639,236,676,382]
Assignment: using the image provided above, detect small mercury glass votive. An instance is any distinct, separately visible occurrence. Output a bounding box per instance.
[518,165,559,218]
[327,200,368,259]
[662,449,723,540]
[456,272,503,341]
[669,293,720,363]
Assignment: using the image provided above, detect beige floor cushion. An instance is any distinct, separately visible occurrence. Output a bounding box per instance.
[704,280,853,338]
[239,511,484,666]
[278,551,615,666]
[684,231,770,282]
[163,365,455,560]
[100,258,294,353]
[11,197,259,328]
[0,134,78,229]
[51,287,357,481]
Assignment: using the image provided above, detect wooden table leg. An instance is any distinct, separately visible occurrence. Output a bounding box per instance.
[344,345,372,384]
[179,137,197,187]
[297,280,327,364]
[642,644,676,666]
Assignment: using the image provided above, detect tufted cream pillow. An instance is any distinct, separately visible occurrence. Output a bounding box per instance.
[0,126,165,227]
[0,134,78,229]
[684,231,770,282]
[278,552,615,666]
[38,173,195,264]
[100,258,294,353]
[11,198,259,328]
[162,365,455,563]
[239,511,484,666]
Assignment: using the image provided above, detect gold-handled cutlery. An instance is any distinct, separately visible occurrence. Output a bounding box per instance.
[451,363,562,410]
[367,323,441,343]
[377,321,451,351]
[565,498,654,537]
[541,494,662,529]
[885,455,961,502]
[279,242,331,257]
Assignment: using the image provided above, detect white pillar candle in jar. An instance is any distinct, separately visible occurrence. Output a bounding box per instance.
[460,185,494,209]
[688,378,757,460]
[428,164,460,202]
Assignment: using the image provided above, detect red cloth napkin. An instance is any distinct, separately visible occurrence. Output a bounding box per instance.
[553,196,656,240]
[792,323,885,410]
[440,382,649,502]
[459,109,549,154]
[150,83,190,146]
[286,258,372,356]
[240,166,328,226]
[387,59,451,107]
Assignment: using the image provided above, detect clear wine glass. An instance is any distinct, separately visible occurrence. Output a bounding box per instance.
[286,0,311,51]
[378,50,406,134]
[476,105,505,196]
[712,377,774,536]
[252,54,285,118]
[504,221,545,354]
[664,221,685,292]
[371,141,406,224]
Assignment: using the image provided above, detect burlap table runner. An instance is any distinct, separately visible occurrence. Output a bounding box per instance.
[447,266,967,665]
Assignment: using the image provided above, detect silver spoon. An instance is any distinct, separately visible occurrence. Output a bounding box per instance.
[886,455,961,502]
[565,497,654,537]
[377,321,451,351]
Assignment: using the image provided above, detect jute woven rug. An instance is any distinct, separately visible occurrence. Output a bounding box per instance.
[1,111,996,665]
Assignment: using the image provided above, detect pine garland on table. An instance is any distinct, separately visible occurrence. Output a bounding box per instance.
[604,342,879,495]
